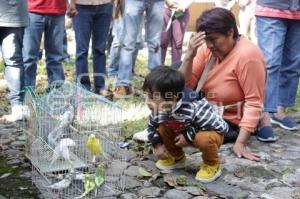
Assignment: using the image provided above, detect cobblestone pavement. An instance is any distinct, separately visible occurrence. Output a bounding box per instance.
[1,116,300,199]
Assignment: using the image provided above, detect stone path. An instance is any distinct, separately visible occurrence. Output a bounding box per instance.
[1,117,300,199]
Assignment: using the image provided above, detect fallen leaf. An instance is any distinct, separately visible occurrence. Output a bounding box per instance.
[175,175,187,186]
[234,168,246,178]
[163,174,178,187]
[183,186,205,196]
[282,168,295,175]
[0,173,12,179]
[149,172,162,182]
[138,167,152,177]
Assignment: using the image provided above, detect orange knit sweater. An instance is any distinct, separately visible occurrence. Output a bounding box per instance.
[186,36,266,133]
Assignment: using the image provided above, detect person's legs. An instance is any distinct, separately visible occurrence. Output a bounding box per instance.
[62,29,70,61]
[160,8,172,65]
[0,27,25,122]
[92,3,113,93]
[238,8,251,38]
[23,13,44,88]
[266,19,300,130]
[44,15,65,88]
[256,16,287,113]
[277,19,300,113]
[73,5,93,91]
[116,0,144,88]
[145,0,164,71]
[155,125,186,170]
[133,15,145,72]
[256,16,287,135]
[192,131,223,182]
[170,10,189,65]
[193,131,223,165]
[107,18,124,77]
[158,125,184,157]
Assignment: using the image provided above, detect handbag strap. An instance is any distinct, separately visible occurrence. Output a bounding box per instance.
[195,56,245,116]
[195,56,216,93]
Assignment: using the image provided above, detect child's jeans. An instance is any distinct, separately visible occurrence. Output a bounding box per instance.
[158,125,224,165]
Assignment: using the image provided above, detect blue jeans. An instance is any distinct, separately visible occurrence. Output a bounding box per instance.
[73,4,113,92]
[117,0,164,86]
[256,16,300,112]
[0,27,24,105]
[23,13,65,88]
[107,16,144,77]
[63,30,69,60]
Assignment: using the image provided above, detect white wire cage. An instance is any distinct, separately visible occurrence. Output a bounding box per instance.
[23,83,128,198]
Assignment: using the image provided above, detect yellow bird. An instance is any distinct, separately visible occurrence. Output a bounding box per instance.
[86,134,105,163]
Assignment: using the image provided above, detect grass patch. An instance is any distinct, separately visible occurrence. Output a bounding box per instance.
[120,117,148,140]
[0,60,4,73]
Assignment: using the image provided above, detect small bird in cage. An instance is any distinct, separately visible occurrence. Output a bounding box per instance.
[87,134,106,163]
[51,138,76,165]
[95,163,105,187]
[76,174,96,199]
[48,105,75,147]
[47,173,73,190]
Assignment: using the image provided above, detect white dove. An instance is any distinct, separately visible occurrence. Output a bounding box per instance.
[48,105,75,147]
[47,174,73,190]
[51,138,76,165]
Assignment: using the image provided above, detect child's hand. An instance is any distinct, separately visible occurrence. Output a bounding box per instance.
[174,134,190,148]
[153,144,171,160]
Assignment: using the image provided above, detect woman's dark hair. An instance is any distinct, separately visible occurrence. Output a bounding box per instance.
[196,7,239,39]
[142,66,185,100]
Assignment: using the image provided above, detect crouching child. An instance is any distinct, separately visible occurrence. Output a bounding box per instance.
[143,66,229,183]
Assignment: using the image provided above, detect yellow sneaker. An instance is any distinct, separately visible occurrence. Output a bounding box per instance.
[155,154,186,170]
[195,163,222,183]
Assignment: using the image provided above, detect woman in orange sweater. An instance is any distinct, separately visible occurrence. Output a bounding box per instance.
[179,8,277,161]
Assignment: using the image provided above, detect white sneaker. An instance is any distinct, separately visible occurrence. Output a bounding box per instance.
[132,128,149,142]
[22,105,30,120]
[0,105,24,123]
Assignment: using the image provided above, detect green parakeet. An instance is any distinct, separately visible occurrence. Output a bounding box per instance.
[95,163,105,187]
[76,174,96,199]
[87,134,105,163]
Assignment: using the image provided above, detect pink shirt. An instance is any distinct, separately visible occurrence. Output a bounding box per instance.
[255,4,300,20]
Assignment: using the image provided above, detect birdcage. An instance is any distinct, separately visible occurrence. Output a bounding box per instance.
[23,83,128,198]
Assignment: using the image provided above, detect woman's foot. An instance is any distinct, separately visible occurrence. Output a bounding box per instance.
[256,112,278,142]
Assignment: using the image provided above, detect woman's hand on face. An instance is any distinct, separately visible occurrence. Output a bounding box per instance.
[186,32,206,57]
[233,142,260,161]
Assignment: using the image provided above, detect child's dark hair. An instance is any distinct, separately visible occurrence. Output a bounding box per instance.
[142,66,185,100]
